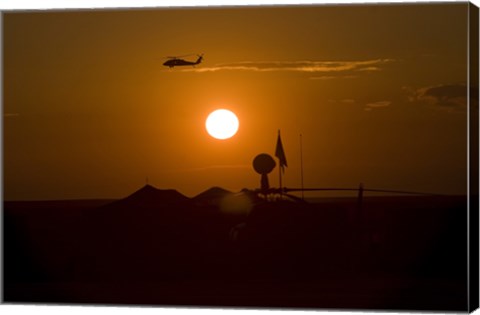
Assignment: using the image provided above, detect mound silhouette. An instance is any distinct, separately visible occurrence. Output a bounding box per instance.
[192,186,233,206]
[104,184,190,210]
[122,184,190,205]
[91,185,192,227]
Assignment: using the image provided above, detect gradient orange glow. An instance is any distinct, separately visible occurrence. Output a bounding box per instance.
[3,4,473,200]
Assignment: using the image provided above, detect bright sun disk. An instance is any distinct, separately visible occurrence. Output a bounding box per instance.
[205,109,239,140]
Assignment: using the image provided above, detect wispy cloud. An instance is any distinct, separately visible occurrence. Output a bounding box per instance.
[357,67,381,72]
[407,83,478,112]
[364,101,391,111]
[4,113,20,117]
[182,59,394,74]
[310,75,358,80]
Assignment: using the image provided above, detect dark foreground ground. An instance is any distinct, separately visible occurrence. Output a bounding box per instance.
[3,186,470,311]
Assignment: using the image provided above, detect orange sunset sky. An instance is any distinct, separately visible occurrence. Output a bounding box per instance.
[3,3,474,200]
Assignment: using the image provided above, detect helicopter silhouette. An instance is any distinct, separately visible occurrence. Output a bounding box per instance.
[163,54,203,68]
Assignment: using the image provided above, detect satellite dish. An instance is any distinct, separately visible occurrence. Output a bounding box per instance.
[253,153,276,175]
[253,154,276,193]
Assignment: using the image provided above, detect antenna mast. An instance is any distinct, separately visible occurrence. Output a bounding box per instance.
[300,134,304,200]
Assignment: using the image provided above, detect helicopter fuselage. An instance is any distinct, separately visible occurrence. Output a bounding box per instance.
[163,56,203,68]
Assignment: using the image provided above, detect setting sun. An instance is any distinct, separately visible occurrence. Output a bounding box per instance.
[205,109,239,140]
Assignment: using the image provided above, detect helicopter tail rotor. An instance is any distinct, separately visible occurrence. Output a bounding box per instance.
[195,54,204,64]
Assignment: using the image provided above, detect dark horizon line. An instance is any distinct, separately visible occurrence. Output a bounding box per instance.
[3,183,465,203]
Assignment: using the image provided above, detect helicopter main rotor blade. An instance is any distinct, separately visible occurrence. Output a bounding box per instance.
[164,53,198,59]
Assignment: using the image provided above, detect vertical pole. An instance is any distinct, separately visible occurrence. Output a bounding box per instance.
[300,134,304,201]
[279,158,282,198]
[261,173,269,193]
[357,183,364,219]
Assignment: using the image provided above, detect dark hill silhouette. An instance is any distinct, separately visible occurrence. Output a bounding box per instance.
[103,184,190,211]
[91,184,193,234]
[122,184,190,205]
[192,186,233,206]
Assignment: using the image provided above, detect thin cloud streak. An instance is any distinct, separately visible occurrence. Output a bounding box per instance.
[407,83,478,112]
[310,75,358,80]
[182,59,394,73]
[357,67,381,71]
[366,101,391,108]
[364,101,391,111]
